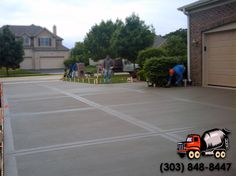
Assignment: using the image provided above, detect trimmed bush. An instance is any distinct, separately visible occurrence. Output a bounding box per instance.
[143,56,186,86]
[137,69,146,81]
[64,58,76,68]
[137,48,166,67]
[64,55,89,68]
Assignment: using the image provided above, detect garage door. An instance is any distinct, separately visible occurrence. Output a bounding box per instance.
[20,57,33,69]
[205,30,236,88]
[40,57,65,69]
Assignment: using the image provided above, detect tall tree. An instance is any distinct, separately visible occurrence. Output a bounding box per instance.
[0,26,24,75]
[70,42,89,65]
[164,28,187,42]
[112,13,155,64]
[163,28,187,56]
[84,20,123,61]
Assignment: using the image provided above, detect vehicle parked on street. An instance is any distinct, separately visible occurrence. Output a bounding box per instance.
[112,59,140,74]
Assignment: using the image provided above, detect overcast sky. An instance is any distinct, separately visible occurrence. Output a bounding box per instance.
[0,0,196,48]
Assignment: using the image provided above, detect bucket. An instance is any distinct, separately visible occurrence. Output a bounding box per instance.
[183,79,187,87]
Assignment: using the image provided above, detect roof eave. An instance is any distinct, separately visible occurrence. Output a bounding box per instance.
[178,0,221,13]
[34,28,63,40]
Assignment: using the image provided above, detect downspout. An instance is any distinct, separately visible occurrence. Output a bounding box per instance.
[184,9,191,82]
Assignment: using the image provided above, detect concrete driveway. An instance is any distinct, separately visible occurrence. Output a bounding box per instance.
[3,77,236,176]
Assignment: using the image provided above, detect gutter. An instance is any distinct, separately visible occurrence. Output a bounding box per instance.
[183,9,191,82]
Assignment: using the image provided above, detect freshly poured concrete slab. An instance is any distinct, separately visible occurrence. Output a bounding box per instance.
[4,84,60,99]
[111,99,236,130]
[82,91,168,106]
[11,109,146,150]
[15,136,177,176]
[9,96,90,114]
[15,135,235,176]
[3,78,236,176]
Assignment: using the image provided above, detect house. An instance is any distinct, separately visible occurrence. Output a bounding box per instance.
[152,35,166,48]
[1,24,69,70]
[178,0,236,88]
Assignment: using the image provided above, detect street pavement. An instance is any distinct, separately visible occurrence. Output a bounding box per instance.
[2,76,236,176]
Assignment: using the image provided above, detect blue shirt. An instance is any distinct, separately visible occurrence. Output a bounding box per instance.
[72,63,78,71]
[173,65,185,75]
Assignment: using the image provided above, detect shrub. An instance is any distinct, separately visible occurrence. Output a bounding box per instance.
[64,58,75,68]
[64,55,89,68]
[85,65,97,74]
[137,69,146,81]
[137,48,166,67]
[143,56,187,86]
[163,36,187,57]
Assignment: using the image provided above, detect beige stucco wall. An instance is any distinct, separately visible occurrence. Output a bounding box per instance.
[20,29,69,70]
[20,49,69,70]
[35,50,69,69]
[20,49,34,69]
[34,30,56,48]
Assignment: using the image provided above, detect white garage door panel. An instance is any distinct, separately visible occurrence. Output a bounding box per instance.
[208,61,236,70]
[207,55,235,61]
[206,29,236,87]
[208,70,235,76]
[208,47,236,55]
[20,58,33,69]
[208,75,236,87]
[40,58,64,69]
[207,40,236,48]
[207,30,236,42]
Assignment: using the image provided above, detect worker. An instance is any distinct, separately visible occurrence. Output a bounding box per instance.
[63,68,68,78]
[71,63,78,78]
[103,55,113,83]
[166,64,185,87]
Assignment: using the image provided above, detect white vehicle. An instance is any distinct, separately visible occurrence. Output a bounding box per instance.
[112,59,140,73]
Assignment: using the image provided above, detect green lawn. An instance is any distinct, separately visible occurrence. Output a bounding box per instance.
[85,65,97,74]
[0,68,49,77]
[63,74,131,84]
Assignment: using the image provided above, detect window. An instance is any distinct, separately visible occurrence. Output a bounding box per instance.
[186,137,192,142]
[38,37,51,46]
[23,35,30,46]
[194,137,198,142]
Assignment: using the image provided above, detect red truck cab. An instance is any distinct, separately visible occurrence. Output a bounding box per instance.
[177,134,201,159]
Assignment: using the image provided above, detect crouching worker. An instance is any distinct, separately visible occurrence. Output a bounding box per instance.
[166,64,185,87]
[103,55,113,83]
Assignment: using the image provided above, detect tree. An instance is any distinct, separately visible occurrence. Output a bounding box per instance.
[164,28,187,42]
[163,35,187,56]
[70,42,89,65]
[84,20,123,61]
[0,26,24,75]
[163,28,187,56]
[112,13,155,64]
[137,47,166,67]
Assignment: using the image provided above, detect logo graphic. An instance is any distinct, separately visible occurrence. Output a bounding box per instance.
[177,128,230,159]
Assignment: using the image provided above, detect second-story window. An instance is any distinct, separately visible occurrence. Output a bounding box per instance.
[23,35,30,46]
[38,37,51,46]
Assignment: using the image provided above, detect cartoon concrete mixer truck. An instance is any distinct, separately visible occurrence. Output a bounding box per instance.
[177,128,230,159]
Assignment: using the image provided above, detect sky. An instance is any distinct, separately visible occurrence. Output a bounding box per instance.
[0,0,196,48]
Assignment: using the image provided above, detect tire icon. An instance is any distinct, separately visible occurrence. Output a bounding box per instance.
[214,151,221,159]
[194,151,201,159]
[220,151,226,158]
[188,151,195,159]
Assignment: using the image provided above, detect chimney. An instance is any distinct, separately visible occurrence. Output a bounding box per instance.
[53,25,57,35]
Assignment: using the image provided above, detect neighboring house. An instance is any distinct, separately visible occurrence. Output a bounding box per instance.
[1,24,69,70]
[152,35,166,48]
[179,0,236,88]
